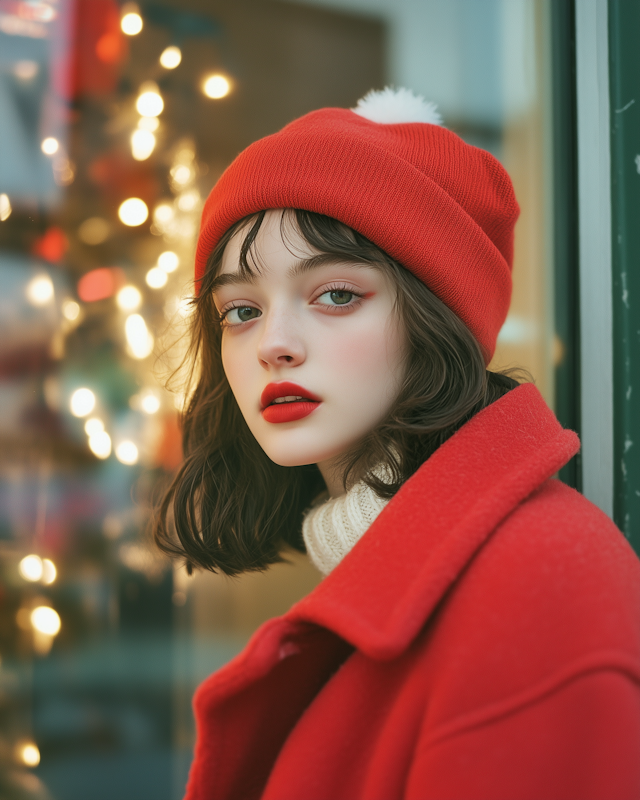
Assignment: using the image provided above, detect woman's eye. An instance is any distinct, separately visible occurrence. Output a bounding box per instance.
[223,306,261,325]
[316,289,355,306]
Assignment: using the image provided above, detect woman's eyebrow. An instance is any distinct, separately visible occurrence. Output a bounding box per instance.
[209,271,257,294]
[209,255,376,294]
[290,253,377,276]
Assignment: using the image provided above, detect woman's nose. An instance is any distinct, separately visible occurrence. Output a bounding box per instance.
[256,310,306,368]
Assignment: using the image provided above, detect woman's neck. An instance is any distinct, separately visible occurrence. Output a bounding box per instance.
[317,456,347,498]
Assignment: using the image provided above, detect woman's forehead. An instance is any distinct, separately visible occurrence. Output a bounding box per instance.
[219,210,318,277]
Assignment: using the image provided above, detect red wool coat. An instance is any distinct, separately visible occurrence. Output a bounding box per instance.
[185,384,640,800]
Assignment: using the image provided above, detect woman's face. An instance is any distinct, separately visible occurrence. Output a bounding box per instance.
[214,210,406,496]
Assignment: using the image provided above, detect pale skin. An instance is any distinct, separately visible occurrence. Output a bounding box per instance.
[214,209,407,497]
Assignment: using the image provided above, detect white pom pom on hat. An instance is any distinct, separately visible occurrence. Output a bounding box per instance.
[352,86,443,126]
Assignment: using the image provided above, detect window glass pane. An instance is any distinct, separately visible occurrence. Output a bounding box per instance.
[0,2,554,798]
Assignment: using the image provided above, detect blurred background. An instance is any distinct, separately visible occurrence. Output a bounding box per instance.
[0,0,582,798]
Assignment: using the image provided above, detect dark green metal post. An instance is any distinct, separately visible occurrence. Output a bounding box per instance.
[552,0,580,491]
[609,0,640,552]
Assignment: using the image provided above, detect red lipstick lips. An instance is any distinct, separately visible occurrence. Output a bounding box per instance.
[260,381,322,424]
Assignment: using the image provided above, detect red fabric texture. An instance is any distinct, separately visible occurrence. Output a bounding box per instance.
[185,385,640,800]
[195,108,520,361]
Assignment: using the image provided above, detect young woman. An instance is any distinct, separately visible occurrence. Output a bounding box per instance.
[156,89,640,800]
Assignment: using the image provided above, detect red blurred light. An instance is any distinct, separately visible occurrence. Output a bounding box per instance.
[32,227,68,263]
[96,32,123,64]
[77,267,125,302]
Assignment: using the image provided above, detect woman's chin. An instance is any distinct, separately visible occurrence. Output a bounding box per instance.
[263,450,326,468]
[259,441,345,469]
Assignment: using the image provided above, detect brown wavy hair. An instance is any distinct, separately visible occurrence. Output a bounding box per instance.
[153,209,525,576]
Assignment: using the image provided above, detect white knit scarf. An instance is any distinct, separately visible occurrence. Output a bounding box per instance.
[302,468,392,576]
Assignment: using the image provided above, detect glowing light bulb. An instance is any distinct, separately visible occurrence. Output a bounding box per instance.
[171,165,191,185]
[146,266,168,289]
[70,388,96,417]
[121,12,143,35]
[153,203,174,224]
[140,391,160,414]
[125,314,154,359]
[42,558,57,585]
[26,274,54,306]
[116,440,139,465]
[31,606,61,636]
[158,251,179,272]
[62,299,80,321]
[89,431,112,459]
[84,417,104,436]
[203,74,231,99]
[116,285,142,311]
[78,216,110,245]
[118,198,149,226]
[136,90,163,117]
[160,45,181,69]
[177,190,199,211]
[131,129,156,161]
[41,137,59,155]
[0,193,11,221]
[19,555,43,582]
[138,116,159,131]
[17,742,40,767]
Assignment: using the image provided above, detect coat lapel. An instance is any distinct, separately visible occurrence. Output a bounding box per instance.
[290,384,580,660]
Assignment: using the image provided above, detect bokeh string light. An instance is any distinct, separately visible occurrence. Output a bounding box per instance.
[116,441,139,465]
[41,137,59,155]
[138,116,159,132]
[77,217,110,245]
[0,193,11,221]
[116,285,142,311]
[62,299,80,321]
[121,5,143,36]
[89,431,112,460]
[119,198,149,226]
[203,74,231,99]
[16,742,40,768]
[19,555,43,582]
[131,128,156,161]
[31,606,61,636]
[42,559,57,585]
[69,388,96,417]
[125,314,154,359]
[140,390,161,414]
[26,274,54,306]
[146,267,168,289]
[136,84,164,118]
[84,417,104,437]
[158,251,179,272]
[160,46,182,69]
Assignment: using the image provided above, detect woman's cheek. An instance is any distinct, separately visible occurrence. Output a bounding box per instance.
[337,327,391,376]
[221,336,249,402]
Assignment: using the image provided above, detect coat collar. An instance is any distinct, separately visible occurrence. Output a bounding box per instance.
[289,384,580,660]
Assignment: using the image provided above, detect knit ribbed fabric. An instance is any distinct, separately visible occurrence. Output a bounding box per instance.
[302,481,390,576]
[195,105,519,362]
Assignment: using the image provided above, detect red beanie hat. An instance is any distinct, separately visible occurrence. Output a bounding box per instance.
[195,88,519,362]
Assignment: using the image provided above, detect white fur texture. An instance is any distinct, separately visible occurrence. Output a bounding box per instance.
[352,87,443,126]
